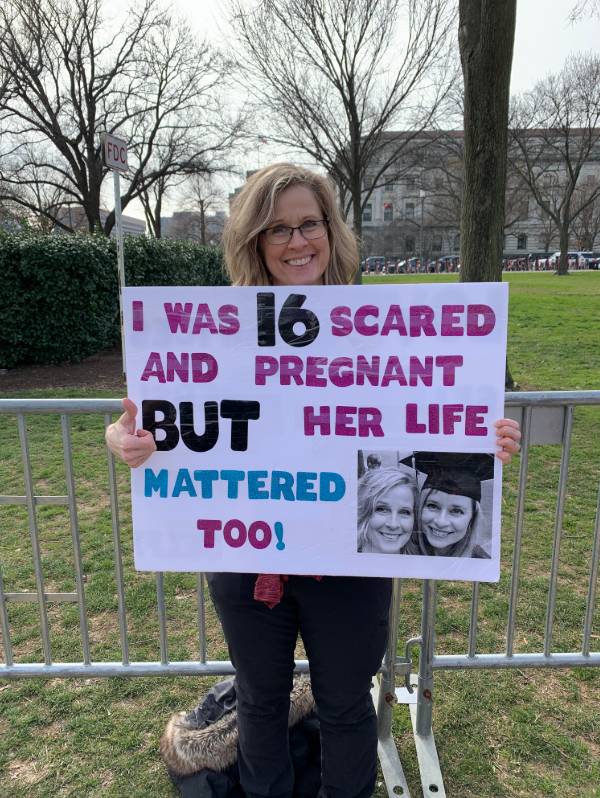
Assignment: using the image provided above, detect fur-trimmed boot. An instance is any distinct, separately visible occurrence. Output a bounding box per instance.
[160,676,315,777]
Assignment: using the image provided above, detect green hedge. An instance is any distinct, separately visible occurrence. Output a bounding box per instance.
[0,231,229,369]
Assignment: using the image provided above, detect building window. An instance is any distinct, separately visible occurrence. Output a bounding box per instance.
[405,201,415,219]
[432,235,442,252]
[453,233,460,251]
[406,177,415,189]
[405,236,415,253]
[363,203,372,223]
[384,202,393,222]
[517,233,527,250]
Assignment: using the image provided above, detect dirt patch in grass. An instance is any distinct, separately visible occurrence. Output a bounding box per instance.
[99,770,115,789]
[1,348,126,393]
[87,610,119,640]
[7,758,50,786]
[39,719,65,738]
[7,628,46,660]
[578,734,600,759]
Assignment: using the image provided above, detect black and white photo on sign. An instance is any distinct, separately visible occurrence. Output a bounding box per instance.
[357,450,495,559]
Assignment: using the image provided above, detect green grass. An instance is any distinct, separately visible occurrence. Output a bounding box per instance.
[1,272,600,797]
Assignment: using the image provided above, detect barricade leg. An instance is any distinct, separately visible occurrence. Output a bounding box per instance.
[408,580,446,797]
[373,578,412,797]
[374,579,447,797]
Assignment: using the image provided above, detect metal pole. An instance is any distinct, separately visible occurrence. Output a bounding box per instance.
[377,578,402,740]
[416,579,437,737]
[113,169,126,379]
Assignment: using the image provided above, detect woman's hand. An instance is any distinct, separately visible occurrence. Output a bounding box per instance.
[494,418,521,464]
[105,398,157,468]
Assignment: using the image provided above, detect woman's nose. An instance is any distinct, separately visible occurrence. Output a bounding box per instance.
[287,227,307,247]
[436,509,450,527]
[386,512,400,528]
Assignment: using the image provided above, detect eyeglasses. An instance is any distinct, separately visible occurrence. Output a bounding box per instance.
[261,218,328,245]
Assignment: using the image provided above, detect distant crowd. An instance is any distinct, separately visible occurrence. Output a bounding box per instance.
[361,256,460,275]
[362,251,600,275]
[503,252,600,271]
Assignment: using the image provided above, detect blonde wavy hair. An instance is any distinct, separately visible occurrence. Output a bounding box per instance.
[357,466,418,552]
[222,163,359,286]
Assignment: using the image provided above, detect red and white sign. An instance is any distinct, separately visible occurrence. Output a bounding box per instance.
[102,133,129,173]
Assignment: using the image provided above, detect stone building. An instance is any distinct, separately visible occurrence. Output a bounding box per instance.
[161,210,226,245]
[360,130,600,262]
[55,206,146,236]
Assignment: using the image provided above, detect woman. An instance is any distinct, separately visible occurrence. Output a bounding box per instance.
[408,451,494,559]
[106,163,521,798]
[357,466,417,554]
[418,489,490,558]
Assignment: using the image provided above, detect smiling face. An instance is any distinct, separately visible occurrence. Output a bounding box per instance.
[364,484,415,554]
[420,490,474,550]
[259,184,330,286]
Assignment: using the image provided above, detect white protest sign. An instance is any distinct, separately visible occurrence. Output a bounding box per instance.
[124,283,508,581]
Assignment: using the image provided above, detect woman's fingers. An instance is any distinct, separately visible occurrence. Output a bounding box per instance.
[105,398,156,468]
[116,397,138,434]
[494,418,521,437]
[494,417,522,464]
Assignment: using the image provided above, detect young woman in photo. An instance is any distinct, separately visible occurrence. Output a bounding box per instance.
[408,452,494,559]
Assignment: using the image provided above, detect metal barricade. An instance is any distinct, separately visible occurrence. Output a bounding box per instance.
[375,391,600,797]
[1,393,599,797]
[0,398,307,679]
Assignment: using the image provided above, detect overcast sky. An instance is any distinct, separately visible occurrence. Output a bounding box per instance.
[172,0,599,93]
[122,0,600,220]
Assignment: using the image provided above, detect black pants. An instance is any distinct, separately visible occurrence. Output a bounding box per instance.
[207,573,392,798]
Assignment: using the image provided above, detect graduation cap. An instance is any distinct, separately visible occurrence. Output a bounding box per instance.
[399,452,494,502]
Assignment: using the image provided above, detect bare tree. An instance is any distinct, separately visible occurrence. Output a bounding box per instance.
[230,0,457,249]
[509,55,600,275]
[421,129,463,248]
[458,0,517,282]
[571,178,600,250]
[0,0,239,235]
[537,208,560,253]
[421,90,527,264]
[177,174,225,245]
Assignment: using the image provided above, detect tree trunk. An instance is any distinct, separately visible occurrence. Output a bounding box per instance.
[154,194,163,239]
[200,201,206,245]
[458,0,517,282]
[85,192,103,234]
[351,177,363,284]
[557,223,570,275]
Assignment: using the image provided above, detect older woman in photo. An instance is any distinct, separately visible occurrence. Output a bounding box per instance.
[357,465,418,554]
